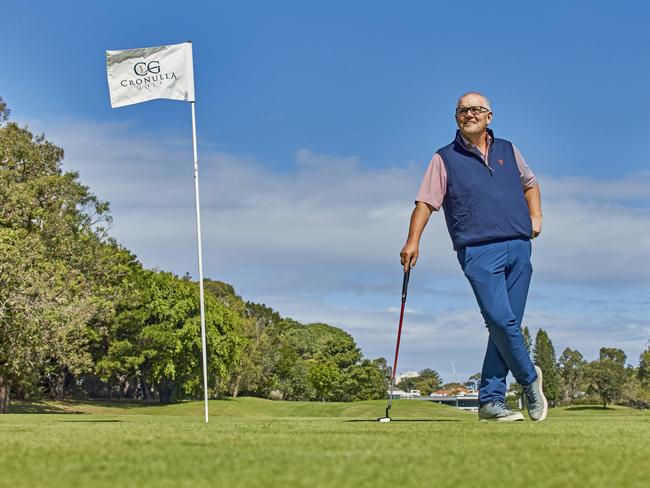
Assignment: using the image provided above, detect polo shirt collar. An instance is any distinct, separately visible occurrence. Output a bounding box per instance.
[456,128,494,152]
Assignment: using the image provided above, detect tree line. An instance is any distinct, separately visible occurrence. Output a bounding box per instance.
[511,327,650,409]
[394,327,650,411]
[0,99,387,413]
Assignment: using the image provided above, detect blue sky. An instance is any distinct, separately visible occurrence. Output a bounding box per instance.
[2,0,649,382]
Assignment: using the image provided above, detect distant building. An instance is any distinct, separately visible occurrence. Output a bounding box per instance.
[429,392,479,412]
[431,386,476,397]
[386,388,407,398]
[432,389,452,397]
[460,389,478,396]
[386,389,421,399]
[389,387,479,411]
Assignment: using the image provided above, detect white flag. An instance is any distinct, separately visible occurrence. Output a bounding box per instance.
[106,42,195,108]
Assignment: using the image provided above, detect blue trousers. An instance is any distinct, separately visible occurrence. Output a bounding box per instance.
[457,238,537,405]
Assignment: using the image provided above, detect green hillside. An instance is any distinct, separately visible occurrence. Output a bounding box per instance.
[10,396,472,419]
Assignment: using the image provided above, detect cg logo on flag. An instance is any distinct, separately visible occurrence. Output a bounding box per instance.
[134,61,161,76]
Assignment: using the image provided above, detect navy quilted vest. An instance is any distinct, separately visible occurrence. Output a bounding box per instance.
[438,130,532,250]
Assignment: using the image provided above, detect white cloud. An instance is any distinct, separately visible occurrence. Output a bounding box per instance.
[533,176,650,285]
[525,308,650,363]
[540,173,650,202]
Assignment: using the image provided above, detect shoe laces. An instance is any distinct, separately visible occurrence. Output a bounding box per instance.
[489,400,509,410]
[522,382,539,404]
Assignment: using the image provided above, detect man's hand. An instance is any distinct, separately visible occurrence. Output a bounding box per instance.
[400,201,434,271]
[400,241,419,272]
[531,214,542,239]
[524,184,542,239]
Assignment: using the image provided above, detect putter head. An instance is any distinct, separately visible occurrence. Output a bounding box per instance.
[377,405,392,422]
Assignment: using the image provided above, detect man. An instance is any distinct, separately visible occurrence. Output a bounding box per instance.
[400,92,547,421]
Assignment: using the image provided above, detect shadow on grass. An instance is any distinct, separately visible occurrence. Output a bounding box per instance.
[76,399,162,410]
[565,406,612,411]
[9,402,83,414]
[61,419,123,423]
[9,399,165,414]
[83,398,232,409]
[345,419,460,423]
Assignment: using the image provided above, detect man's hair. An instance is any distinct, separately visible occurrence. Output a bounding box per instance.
[457,92,491,110]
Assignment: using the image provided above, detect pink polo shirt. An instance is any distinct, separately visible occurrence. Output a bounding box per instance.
[415,135,537,210]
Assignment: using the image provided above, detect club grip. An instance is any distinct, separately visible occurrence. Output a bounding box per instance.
[401,267,411,301]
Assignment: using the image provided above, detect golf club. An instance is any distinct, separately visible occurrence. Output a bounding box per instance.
[377,267,411,423]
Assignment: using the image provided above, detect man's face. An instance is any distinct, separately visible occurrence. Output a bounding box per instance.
[455,94,492,139]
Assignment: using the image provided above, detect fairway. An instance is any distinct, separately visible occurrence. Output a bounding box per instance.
[2,399,649,488]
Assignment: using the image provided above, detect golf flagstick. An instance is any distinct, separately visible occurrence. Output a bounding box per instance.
[378,267,411,423]
[106,43,209,422]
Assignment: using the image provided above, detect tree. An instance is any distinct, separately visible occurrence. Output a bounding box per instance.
[621,370,650,409]
[0,97,9,121]
[308,323,362,369]
[415,369,443,395]
[0,230,53,411]
[396,369,442,395]
[587,348,628,408]
[201,283,262,398]
[638,346,650,386]
[265,321,364,401]
[418,368,441,381]
[522,326,533,354]
[510,327,533,406]
[558,348,587,404]
[0,105,119,411]
[338,359,387,401]
[533,329,561,404]
[463,372,481,390]
[96,270,243,403]
[218,300,285,398]
[620,347,650,409]
[204,280,246,315]
[308,360,340,401]
[396,377,417,392]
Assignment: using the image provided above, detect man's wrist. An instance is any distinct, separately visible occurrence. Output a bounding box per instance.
[406,238,420,247]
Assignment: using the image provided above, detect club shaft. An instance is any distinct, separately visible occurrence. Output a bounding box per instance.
[390,299,407,388]
[386,268,410,414]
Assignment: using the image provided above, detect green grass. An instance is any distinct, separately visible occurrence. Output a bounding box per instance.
[2,398,649,488]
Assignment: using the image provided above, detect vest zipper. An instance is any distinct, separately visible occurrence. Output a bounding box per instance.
[486,145,494,176]
[476,151,494,175]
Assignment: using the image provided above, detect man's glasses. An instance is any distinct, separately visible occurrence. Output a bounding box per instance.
[455,106,490,117]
